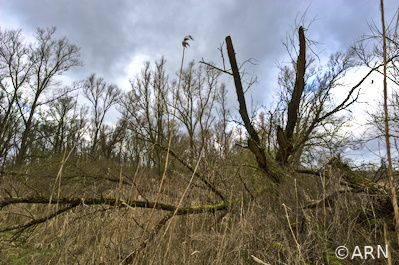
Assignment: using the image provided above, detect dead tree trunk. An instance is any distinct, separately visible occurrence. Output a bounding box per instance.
[225,36,279,184]
[276,26,306,164]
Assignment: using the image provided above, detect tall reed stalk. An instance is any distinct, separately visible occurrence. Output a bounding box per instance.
[380,0,399,246]
[122,35,194,265]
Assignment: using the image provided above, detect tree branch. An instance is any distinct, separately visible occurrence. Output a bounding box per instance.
[199,59,233,76]
[225,36,278,183]
[285,26,306,141]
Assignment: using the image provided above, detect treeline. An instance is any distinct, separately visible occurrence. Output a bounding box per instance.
[1,26,381,174]
[0,27,235,173]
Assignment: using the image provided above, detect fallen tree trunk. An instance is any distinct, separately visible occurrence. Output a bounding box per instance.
[304,157,396,220]
[328,157,391,194]
[0,179,272,235]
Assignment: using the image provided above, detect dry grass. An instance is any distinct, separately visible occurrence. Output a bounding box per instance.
[0,153,398,265]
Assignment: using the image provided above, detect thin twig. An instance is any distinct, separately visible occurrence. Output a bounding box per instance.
[199,59,233,76]
[282,203,306,264]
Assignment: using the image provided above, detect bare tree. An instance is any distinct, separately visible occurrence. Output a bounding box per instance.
[353,0,399,161]
[14,27,82,166]
[174,61,220,159]
[121,58,171,172]
[214,83,233,158]
[198,23,377,184]
[272,25,378,167]
[31,92,87,158]
[0,29,32,166]
[97,117,127,160]
[82,73,121,155]
[48,94,76,154]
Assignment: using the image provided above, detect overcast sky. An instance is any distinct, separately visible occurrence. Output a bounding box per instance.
[1,0,399,163]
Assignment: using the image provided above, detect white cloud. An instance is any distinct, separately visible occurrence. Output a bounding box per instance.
[117,53,152,91]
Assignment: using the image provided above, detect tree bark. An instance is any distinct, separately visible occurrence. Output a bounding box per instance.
[225,36,279,183]
[285,26,306,141]
[277,26,306,164]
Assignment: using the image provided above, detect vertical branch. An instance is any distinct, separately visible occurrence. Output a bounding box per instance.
[285,26,306,141]
[225,36,259,143]
[381,0,399,245]
[277,26,306,163]
[225,36,280,183]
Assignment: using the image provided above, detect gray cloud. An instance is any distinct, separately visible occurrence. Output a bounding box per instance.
[1,0,397,108]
